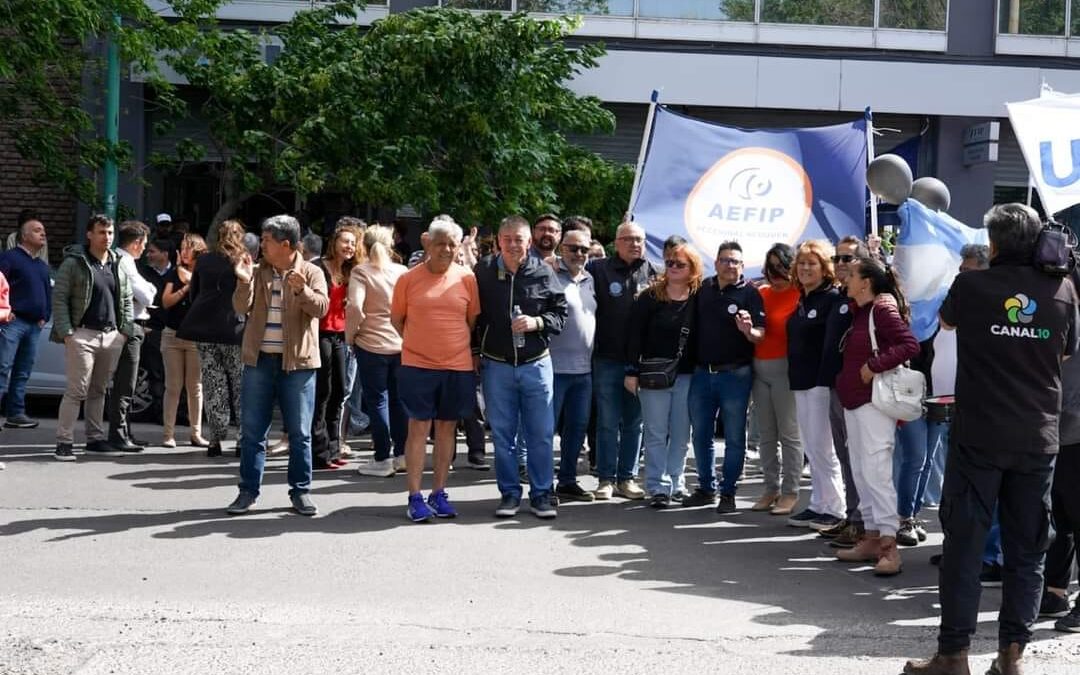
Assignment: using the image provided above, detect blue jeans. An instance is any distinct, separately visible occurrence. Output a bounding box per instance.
[238,353,316,497]
[689,365,753,495]
[554,372,592,485]
[346,348,370,432]
[984,507,1003,565]
[354,346,406,461]
[895,416,950,517]
[640,374,692,497]
[922,422,951,506]
[482,357,554,500]
[594,357,642,483]
[0,317,42,417]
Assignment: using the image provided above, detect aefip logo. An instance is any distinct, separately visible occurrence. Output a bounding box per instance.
[684,148,812,267]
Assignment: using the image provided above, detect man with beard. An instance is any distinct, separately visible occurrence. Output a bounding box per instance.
[530,214,562,266]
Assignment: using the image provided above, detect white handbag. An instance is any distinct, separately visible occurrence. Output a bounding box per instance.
[868,306,925,422]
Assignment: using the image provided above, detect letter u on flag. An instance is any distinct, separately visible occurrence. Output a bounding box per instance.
[1007,89,1080,215]
[629,106,869,275]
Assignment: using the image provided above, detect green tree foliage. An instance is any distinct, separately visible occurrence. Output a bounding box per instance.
[760,0,874,27]
[0,0,224,208]
[998,0,1066,35]
[170,4,628,227]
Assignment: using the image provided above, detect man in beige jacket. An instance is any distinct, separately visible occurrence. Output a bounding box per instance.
[225,215,329,517]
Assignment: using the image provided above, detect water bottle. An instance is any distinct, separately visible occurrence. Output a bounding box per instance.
[512,304,526,348]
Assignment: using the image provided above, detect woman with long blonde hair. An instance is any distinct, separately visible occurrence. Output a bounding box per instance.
[177,220,248,457]
[349,225,410,477]
[623,236,703,508]
[160,233,209,448]
[784,239,848,529]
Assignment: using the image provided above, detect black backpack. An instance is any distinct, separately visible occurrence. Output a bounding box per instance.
[1033,219,1078,278]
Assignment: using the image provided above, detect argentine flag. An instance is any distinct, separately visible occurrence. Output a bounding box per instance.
[892,198,989,342]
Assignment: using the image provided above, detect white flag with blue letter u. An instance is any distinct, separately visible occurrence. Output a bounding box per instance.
[1007,90,1080,216]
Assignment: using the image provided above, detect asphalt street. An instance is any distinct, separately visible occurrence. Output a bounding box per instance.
[1,418,1078,674]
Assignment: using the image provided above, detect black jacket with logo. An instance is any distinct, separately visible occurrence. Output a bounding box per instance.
[473,255,567,366]
[941,259,1079,455]
[587,255,662,362]
[787,283,849,391]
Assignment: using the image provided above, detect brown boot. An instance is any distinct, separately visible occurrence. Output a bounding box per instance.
[874,535,903,576]
[770,493,799,515]
[902,650,970,675]
[751,492,779,511]
[987,643,1024,675]
[835,530,881,562]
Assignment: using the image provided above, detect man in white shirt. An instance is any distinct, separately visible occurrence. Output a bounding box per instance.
[108,220,158,451]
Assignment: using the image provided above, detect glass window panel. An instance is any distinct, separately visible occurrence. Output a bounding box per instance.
[1072,0,1080,36]
[519,0,634,15]
[638,0,755,21]
[997,0,1066,35]
[760,0,874,27]
[879,0,947,30]
[442,0,513,10]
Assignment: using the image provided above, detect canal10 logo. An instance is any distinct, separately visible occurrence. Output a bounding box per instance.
[683,147,812,268]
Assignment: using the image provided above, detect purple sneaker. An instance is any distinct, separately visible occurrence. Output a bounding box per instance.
[407,493,434,523]
[427,490,457,518]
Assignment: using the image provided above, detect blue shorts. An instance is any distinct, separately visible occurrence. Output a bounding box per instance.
[398,365,476,421]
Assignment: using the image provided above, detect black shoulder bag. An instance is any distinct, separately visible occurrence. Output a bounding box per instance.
[637,302,692,390]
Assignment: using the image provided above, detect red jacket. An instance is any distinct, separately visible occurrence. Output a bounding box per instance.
[836,298,919,410]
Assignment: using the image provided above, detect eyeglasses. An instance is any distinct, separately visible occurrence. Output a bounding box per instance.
[716,258,743,266]
[562,244,590,255]
[832,254,855,263]
[665,259,688,269]
[617,236,644,244]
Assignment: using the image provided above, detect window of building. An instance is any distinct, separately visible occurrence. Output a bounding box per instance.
[998,0,1066,36]
[443,0,513,9]
[637,0,753,21]
[519,0,633,14]
[760,0,874,27]
[880,0,947,30]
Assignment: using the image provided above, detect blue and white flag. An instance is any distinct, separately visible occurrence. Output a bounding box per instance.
[893,198,989,342]
[630,105,869,275]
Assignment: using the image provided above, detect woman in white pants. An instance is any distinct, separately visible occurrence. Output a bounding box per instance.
[834,258,919,576]
[785,240,849,531]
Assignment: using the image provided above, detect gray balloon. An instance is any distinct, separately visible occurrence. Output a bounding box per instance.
[911,177,951,212]
[866,154,913,205]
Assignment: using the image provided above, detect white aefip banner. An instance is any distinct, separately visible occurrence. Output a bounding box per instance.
[1007,90,1080,215]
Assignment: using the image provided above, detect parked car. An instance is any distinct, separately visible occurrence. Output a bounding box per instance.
[27,322,160,422]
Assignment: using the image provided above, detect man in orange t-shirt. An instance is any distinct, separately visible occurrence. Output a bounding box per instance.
[391,217,481,523]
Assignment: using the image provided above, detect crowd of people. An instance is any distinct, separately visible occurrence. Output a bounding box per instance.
[2,202,1079,674]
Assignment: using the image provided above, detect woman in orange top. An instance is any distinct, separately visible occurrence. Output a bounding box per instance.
[751,243,804,515]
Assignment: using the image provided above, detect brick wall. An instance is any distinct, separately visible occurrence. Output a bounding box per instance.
[0,124,77,268]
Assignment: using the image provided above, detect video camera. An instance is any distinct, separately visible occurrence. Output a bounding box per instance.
[1034,218,1079,277]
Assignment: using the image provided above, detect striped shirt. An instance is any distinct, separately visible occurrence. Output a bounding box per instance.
[261,271,285,353]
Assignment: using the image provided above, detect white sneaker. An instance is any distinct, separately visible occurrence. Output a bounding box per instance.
[594,481,614,500]
[392,456,407,473]
[615,479,645,500]
[356,458,395,477]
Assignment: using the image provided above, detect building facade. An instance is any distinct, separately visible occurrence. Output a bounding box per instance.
[122,0,1080,233]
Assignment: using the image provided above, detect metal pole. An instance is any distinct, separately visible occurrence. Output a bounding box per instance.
[627,90,659,219]
[1008,0,1020,34]
[103,11,121,221]
[865,107,879,237]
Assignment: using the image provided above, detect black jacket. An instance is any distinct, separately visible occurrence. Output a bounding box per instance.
[587,255,662,362]
[177,252,246,346]
[473,255,568,365]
